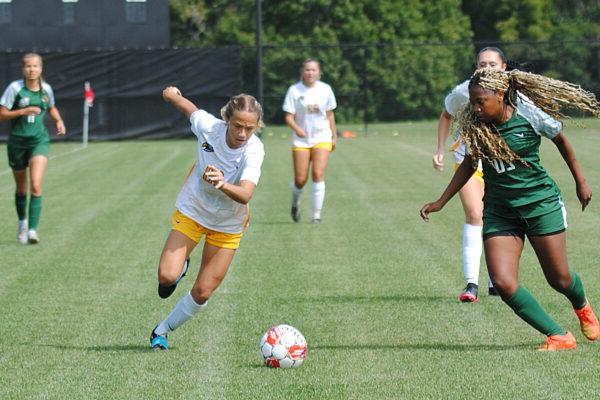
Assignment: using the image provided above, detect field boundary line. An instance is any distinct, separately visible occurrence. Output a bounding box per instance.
[0,145,86,177]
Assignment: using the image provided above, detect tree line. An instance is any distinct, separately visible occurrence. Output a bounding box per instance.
[170,0,600,123]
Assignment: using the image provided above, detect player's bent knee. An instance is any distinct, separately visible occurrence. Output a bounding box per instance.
[294,178,307,188]
[547,274,573,293]
[157,268,179,286]
[190,287,212,304]
[490,279,517,299]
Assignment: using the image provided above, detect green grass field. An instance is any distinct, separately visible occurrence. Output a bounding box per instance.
[1,120,600,399]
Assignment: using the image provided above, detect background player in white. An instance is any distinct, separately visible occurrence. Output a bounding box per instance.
[283,59,337,223]
[150,87,265,350]
[0,53,66,244]
[432,47,507,302]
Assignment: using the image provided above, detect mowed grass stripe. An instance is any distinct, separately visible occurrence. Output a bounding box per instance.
[1,120,600,399]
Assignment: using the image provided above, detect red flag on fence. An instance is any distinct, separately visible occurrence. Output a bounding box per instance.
[84,81,95,107]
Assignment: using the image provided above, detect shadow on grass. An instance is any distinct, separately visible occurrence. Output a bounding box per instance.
[298,294,451,304]
[311,342,536,351]
[22,343,162,353]
[251,220,299,225]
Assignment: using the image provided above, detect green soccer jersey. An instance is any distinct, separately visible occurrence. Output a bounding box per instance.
[0,80,55,142]
[482,111,560,214]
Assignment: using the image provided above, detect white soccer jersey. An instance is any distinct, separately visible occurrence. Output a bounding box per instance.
[444,79,471,164]
[444,79,469,118]
[282,81,336,147]
[175,109,265,234]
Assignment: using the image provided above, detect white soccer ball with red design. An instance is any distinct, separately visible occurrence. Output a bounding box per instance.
[259,324,307,368]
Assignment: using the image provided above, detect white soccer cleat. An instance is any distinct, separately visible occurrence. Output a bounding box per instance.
[27,229,40,244]
[17,220,28,244]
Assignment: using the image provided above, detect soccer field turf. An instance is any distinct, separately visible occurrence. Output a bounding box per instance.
[1,120,600,399]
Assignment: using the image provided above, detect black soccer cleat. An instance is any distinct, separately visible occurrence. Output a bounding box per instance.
[458,283,479,303]
[291,204,300,222]
[488,286,500,296]
[158,257,189,299]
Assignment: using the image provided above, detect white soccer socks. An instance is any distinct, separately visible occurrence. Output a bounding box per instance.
[155,291,207,335]
[312,181,325,220]
[290,181,303,206]
[462,224,483,285]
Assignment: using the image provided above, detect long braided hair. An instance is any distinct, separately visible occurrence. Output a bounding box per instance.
[457,68,600,168]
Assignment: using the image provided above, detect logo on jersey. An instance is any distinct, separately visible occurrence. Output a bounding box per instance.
[202,142,214,152]
[18,97,30,108]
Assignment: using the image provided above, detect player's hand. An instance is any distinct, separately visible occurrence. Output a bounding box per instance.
[56,119,66,135]
[432,151,444,171]
[576,181,592,211]
[420,201,443,222]
[331,135,337,152]
[202,165,225,189]
[162,86,182,103]
[296,129,306,138]
[22,106,41,116]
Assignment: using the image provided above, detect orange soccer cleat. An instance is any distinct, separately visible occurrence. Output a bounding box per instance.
[538,331,577,351]
[574,301,600,341]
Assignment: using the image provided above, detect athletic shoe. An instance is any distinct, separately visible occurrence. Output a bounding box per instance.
[150,326,168,350]
[574,301,600,341]
[27,229,40,244]
[312,218,321,224]
[459,283,478,303]
[158,257,190,299]
[17,220,28,244]
[538,331,577,351]
[488,286,500,296]
[291,204,300,222]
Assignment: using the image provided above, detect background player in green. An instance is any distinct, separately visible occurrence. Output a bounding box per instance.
[0,53,66,244]
[420,67,600,351]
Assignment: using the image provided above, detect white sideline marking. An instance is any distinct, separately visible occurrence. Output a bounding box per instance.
[0,146,85,176]
[0,146,86,177]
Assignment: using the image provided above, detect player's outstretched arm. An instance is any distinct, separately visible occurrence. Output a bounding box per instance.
[420,155,476,222]
[552,132,592,211]
[162,86,198,119]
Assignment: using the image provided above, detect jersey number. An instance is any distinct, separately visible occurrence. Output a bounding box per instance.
[491,159,515,174]
[306,104,319,113]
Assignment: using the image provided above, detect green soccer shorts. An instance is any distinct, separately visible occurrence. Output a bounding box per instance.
[483,196,567,239]
[7,139,49,170]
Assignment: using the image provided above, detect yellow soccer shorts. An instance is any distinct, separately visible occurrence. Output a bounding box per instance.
[171,210,243,249]
[292,142,333,152]
[454,162,484,183]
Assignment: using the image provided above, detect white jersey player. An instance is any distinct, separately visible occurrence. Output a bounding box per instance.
[150,88,264,350]
[283,59,337,223]
[432,47,507,303]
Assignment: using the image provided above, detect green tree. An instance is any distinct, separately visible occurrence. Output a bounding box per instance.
[462,0,600,95]
[171,0,474,122]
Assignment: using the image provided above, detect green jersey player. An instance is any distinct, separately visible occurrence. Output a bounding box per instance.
[421,67,600,351]
[0,53,66,244]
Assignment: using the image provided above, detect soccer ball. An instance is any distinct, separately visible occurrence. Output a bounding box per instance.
[259,324,307,368]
